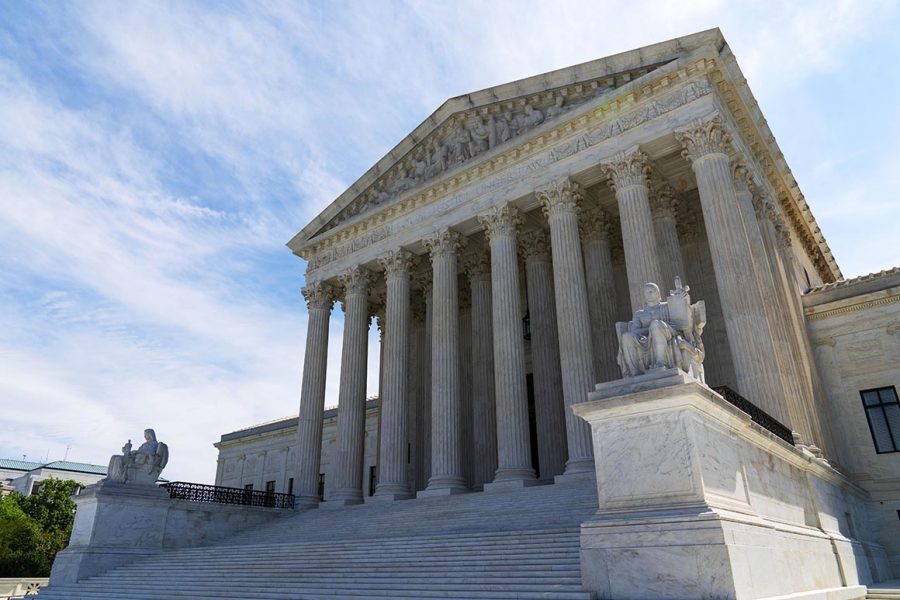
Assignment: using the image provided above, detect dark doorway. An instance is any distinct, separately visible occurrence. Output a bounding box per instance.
[526,374,540,478]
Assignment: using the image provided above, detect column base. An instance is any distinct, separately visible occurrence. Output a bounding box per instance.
[368,485,413,503]
[561,458,595,476]
[483,478,541,494]
[293,495,321,509]
[418,477,469,498]
[493,466,536,482]
[321,489,364,508]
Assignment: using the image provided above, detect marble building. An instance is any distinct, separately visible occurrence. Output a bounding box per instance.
[45,28,899,600]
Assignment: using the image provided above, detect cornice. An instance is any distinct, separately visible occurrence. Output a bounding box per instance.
[709,48,841,283]
[302,55,719,270]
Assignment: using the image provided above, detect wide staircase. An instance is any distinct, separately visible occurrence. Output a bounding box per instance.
[39,476,598,599]
[868,581,900,600]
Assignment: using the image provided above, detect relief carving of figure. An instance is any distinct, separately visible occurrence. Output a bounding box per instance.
[388,167,416,195]
[106,428,169,485]
[517,103,544,132]
[545,95,566,119]
[469,117,493,155]
[496,111,514,143]
[426,141,448,178]
[449,124,472,164]
[616,279,706,381]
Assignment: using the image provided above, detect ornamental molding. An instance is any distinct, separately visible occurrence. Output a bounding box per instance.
[303,62,718,272]
[805,294,900,321]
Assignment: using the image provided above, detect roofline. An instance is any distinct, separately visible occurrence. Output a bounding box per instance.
[287,28,724,251]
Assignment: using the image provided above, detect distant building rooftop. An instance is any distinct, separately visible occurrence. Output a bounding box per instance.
[0,458,107,475]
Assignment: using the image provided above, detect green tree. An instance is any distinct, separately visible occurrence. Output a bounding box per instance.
[0,478,84,577]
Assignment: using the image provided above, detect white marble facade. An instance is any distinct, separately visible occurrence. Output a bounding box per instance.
[222,28,898,582]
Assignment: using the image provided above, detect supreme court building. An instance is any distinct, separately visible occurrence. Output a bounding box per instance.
[278,28,900,578]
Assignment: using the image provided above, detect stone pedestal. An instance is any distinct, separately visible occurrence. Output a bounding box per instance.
[572,370,885,600]
[50,482,170,585]
[50,481,286,585]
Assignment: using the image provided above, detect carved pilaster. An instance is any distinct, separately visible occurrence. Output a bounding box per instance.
[578,205,613,243]
[677,115,733,161]
[649,184,678,220]
[518,229,552,262]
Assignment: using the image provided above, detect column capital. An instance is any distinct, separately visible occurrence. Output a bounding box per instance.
[378,249,417,280]
[676,207,700,246]
[423,228,465,260]
[649,184,678,220]
[460,250,491,282]
[338,266,373,297]
[537,177,582,218]
[731,159,757,195]
[519,229,552,261]
[412,269,432,293]
[601,150,651,191]
[478,204,523,242]
[676,115,733,162]
[301,280,336,311]
[578,205,614,242]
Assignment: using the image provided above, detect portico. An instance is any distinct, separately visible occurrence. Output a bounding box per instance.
[288,30,840,505]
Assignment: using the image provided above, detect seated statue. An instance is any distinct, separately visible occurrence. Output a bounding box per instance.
[616,279,707,382]
[106,428,169,485]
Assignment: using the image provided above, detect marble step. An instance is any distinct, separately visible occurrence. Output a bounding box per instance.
[38,588,592,600]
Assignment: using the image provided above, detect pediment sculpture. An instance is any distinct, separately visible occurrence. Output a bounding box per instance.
[106,428,169,485]
[616,278,706,381]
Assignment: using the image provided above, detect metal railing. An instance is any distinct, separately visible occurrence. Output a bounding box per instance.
[712,385,795,446]
[162,482,295,509]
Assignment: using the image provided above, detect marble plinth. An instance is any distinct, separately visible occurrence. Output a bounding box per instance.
[50,481,285,585]
[573,371,887,600]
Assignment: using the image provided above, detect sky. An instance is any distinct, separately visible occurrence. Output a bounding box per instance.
[2,1,899,484]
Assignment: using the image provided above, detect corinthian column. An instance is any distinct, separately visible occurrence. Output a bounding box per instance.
[421,229,467,495]
[462,251,497,488]
[520,229,567,480]
[328,266,372,506]
[650,184,686,291]
[579,205,620,382]
[602,150,664,311]
[538,179,595,475]
[372,249,415,500]
[676,116,789,425]
[294,280,336,507]
[479,205,535,484]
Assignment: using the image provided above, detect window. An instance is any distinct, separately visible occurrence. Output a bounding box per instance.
[369,465,377,496]
[30,482,42,496]
[861,386,900,453]
[317,473,325,500]
[287,478,294,496]
[244,483,253,491]
[265,480,276,494]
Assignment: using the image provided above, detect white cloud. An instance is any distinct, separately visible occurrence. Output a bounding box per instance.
[2,0,898,484]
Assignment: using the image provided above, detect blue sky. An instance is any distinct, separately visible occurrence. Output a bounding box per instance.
[2,1,899,483]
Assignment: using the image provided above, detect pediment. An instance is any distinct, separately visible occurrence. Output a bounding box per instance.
[288,29,726,252]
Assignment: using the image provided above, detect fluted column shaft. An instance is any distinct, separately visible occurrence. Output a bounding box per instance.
[423,229,467,493]
[650,186,686,291]
[538,179,596,474]
[329,266,371,505]
[580,207,621,382]
[480,206,535,483]
[677,117,789,425]
[732,168,812,443]
[294,281,336,506]
[603,151,664,311]
[521,230,567,480]
[374,250,415,499]
[465,254,498,488]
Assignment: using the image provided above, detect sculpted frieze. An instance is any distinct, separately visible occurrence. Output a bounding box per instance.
[306,78,715,272]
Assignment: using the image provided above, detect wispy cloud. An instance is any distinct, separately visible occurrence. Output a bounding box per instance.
[1,0,898,482]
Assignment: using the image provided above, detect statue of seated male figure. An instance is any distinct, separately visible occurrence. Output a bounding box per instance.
[616,279,706,382]
[106,428,169,485]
